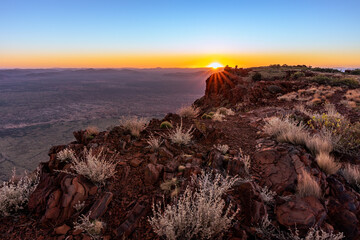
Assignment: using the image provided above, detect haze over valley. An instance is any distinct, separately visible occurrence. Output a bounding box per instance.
[0,68,208,180]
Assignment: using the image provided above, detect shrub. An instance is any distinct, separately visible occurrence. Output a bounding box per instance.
[212,112,225,122]
[147,134,163,151]
[263,116,309,146]
[315,151,340,175]
[238,148,251,174]
[149,171,240,240]
[297,170,321,198]
[306,135,333,155]
[160,121,173,129]
[85,126,99,139]
[57,148,76,162]
[311,75,359,88]
[260,186,276,204]
[292,71,305,79]
[252,72,262,81]
[214,144,229,154]
[119,116,147,137]
[74,213,104,239]
[307,109,360,156]
[216,107,235,116]
[0,168,40,216]
[257,215,344,240]
[341,164,360,186]
[177,105,200,118]
[167,120,193,145]
[71,148,117,186]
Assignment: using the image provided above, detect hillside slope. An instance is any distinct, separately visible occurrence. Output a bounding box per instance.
[1,65,360,240]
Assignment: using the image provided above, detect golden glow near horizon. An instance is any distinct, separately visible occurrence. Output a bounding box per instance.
[207,62,223,69]
[1,51,360,68]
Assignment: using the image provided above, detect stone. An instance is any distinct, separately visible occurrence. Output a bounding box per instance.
[144,163,161,185]
[55,224,71,235]
[276,196,326,230]
[129,158,143,167]
[89,192,113,220]
[158,147,174,159]
[233,181,267,226]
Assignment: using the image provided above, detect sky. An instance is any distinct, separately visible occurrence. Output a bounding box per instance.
[1,0,360,68]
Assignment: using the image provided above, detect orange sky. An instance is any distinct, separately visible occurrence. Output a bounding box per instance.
[1,51,360,69]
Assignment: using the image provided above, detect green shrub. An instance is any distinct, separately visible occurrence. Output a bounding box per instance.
[292,71,305,79]
[252,72,262,81]
[311,75,359,88]
[160,121,173,129]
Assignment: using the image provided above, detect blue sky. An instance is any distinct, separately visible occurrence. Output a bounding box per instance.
[1,0,360,67]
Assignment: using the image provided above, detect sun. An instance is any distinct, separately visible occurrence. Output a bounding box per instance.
[207,62,223,69]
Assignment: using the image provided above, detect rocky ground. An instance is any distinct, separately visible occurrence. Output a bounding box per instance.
[0,65,359,239]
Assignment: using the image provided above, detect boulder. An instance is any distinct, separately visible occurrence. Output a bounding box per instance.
[276,196,326,231]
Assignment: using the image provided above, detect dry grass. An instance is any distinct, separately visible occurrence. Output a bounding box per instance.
[85,126,99,138]
[238,148,251,174]
[306,135,333,155]
[74,213,104,239]
[167,120,193,145]
[119,116,147,137]
[216,107,235,116]
[71,148,117,186]
[214,144,229,154]
[315,151,340,175]
[260,186,276,204]
[147,134,163,151]
[341,164,360,185]
[0,168,40,216]
[57,148,76,162]
[177,105,200,118]
[149,171,240,240]
[212,112,225,122]
[263,116,309,146]
[297,169,322,198]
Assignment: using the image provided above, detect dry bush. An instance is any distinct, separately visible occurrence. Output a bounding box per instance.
[264,116,309,146]
[74,213,104,239]
[238,148,251,174]
[306,135,333,155]
[260,186,276,204]
[177,105,200,118]
[147,134,163,151]
[212,112,225,122]
[216,107,235,116]
[257,215,344,240]
[71,148,117,186]
[119,116,147,137]
[341,164,360,186]
[315,151,340,175]
[214,144,229,154]
[0,168,40,216]
[149,171,240,240]
[57,148,76,162]
[263,116,337,157]
[167,120,193,145]
[85,126,99,139]
[297,170,322,198]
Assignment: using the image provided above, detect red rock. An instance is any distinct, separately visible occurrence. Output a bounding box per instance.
[276,196,326,230]
[55,224,71,235]
[89,192,113,219]
[144,163,161,185]
[233,181,267,226]
[158,147,174,159]
[129,158,143,167]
